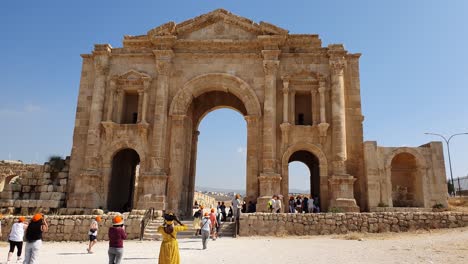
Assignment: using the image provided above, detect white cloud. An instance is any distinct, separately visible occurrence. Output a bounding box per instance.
[0,104,43,117]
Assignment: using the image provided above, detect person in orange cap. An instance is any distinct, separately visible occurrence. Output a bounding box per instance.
[200,212,212,250]
[108,215,127,264]
[87,215,102,254]
[7,216,27,263]
[24,213,48,264]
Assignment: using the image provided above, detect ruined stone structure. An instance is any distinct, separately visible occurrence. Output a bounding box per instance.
[65,9,448,215]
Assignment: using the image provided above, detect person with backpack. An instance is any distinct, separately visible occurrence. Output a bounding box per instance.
[24,213,48,264]
[268,196,275,213]
[158,213,187,264]
[200,212,212,250]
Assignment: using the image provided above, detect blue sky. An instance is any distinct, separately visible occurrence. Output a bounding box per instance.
[1,0,467,191]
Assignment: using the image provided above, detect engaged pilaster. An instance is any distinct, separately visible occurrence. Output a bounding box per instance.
[151,41,175,175]
[84,44,111,171]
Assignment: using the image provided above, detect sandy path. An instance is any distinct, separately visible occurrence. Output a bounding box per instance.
[0,227,467,263]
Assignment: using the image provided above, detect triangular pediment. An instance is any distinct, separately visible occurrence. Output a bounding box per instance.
[146,9,288,41]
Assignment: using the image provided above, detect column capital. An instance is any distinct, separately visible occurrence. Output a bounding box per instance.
[263,60,279,76]
[282,80,290,91]
[318,86,326,94]
[153,50,174,76]
[244,115,260,124]
[329,58,346,75]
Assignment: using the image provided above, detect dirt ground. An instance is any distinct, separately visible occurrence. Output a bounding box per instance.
[0,227,467,264]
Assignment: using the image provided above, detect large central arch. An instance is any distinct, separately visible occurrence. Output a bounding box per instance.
[167,73,262,215]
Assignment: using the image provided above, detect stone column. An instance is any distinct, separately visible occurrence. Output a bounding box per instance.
[151,49,174,175]
[245,115,260,204]
[187,130,200,213]
[137,89,144,123]
[167,114,186,214]
[84,44,111,171]
[290,89,296,125]
[261,49,280,174]
[140,78,150,124]
[317,79,330,142]
[318,80,327,124]
[282,81,289,124]
[329,55,347,175]
[311,88,318,125]
[106,79,116,122]
[327,46,359,212]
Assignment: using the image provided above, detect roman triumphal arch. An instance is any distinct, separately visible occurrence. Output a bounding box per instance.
[66,9,448,214]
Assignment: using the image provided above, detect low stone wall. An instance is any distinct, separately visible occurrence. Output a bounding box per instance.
[239,212,468,236]
[1,214,144,241]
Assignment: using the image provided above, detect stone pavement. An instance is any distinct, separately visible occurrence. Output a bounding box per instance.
[0,227,467,264]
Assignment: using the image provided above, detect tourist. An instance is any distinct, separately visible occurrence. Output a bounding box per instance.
[193,205,203,236]
[108,215,127,264]
[288,196,296,213]
[227,206,233,221]
[247,201,256,213]
[268,196,275,213]
[23,213,48,264]
[158,213,187,264]
[308,196,315,213]
[296,195,303,213]
[314,196,321,213]
[7,216,27,263]
[231,194,242,221]
[302,196,309,213]
[200,212,212,249]
[209,208,218,240]
[220,202,226,221]
[215,208,222,235]
[273,195,282,213]
[87,215,101,254]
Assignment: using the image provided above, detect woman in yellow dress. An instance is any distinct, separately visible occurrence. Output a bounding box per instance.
[158,213,187,264]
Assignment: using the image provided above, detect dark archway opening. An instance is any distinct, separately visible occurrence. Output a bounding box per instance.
[108,148,140,212]
[391,152,422,207]
[288,151,320,210]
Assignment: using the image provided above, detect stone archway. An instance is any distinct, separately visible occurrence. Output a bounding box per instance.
[385,148,428,207]
[282,142,329,211]
[167,73,261,215]
[108,148,140,212]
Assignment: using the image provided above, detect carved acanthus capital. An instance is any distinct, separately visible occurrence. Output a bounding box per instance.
[244,115,259,125]
[142,77,151,90]
[263,60,279,76]
[329,58,346,76]
[156,60,172,76]
[282,80,290,93]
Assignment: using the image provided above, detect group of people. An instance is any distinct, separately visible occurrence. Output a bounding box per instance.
[288,195,320,213]
[1,213,49,264]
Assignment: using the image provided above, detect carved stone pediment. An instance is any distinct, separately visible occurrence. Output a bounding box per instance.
[282,70,324,86]
[112,69,151,86]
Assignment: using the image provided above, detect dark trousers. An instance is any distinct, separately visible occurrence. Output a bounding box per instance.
[9,240,23,256]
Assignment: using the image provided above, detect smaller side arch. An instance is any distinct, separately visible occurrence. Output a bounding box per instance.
[282,142,328,176]
[281,142,329,210]
[385,147,428,170]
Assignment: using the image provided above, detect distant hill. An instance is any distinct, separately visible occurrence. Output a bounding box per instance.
[195,186,310,196]
[195,185,245,196]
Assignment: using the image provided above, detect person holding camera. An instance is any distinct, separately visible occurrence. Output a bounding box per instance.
[158,213,187,264]
[23,213,48,264]
[108,215,127,264]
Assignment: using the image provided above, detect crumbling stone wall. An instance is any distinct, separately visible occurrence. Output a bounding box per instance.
[1,214,143,241]
[239,212,468,236]
[0,158,70,214]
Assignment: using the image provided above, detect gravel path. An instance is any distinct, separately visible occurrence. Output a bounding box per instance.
[0,227,467,263]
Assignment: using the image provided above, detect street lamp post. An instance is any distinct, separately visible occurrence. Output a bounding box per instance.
[424,132,468,196]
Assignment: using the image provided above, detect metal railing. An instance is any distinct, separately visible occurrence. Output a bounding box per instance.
[139,207,155,240]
